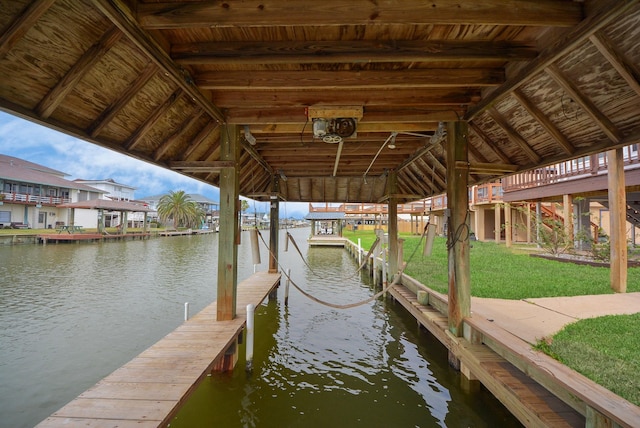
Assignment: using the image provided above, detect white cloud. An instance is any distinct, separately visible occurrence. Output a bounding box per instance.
[0,112,220,200]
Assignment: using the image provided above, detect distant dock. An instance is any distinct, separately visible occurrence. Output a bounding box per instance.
[37,232,151,244]
[36,271,281,427]
[308,235,347,247]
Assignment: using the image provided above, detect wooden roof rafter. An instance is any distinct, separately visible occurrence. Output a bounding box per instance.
[545,63,622,143]
[589,32,640,98]
[36,25,122,119]
[125,89,184,151]
[0,0,56,60]
[89,62,158,138]
[153,107,204,161]
[486,106,542,164]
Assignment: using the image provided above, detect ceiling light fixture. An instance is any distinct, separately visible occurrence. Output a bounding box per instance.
[244,125,257,145]
[387,132,398,149]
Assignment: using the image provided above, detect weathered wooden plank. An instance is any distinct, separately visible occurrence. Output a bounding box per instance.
[35,272,281,427]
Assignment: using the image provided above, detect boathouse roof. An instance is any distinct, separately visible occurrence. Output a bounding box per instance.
[305,212,346,221]
[1,1,639,203]
[58,198,153,212]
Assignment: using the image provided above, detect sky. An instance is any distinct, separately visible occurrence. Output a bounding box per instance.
[0,111,309,218]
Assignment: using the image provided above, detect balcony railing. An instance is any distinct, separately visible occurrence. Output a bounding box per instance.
[502,145,639,192]
[0,192,71,205]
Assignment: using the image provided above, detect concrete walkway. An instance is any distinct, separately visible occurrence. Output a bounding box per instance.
[471,292,640,344]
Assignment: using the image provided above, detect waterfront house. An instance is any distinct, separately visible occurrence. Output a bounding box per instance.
[0,154,104,229]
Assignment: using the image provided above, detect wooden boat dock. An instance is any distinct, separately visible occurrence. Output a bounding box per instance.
[308,235,347,247]
[36,271,281,427]
[37,232,151,244]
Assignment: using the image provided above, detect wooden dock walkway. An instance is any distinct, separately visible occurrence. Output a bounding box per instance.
[36,271,281,428]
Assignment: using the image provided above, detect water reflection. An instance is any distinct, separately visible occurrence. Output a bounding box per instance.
[171,230,522,428]
[0,228,521,428]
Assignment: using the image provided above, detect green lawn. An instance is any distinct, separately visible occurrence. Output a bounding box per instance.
[345,229,640,406]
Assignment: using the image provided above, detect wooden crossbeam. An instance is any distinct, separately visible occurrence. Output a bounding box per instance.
[197,69,505,90]
[139,1,582,29]
[487,107,541,164]
[174,40,537,65]
[168,160,234,173]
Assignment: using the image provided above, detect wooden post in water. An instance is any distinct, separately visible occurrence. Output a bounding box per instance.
[607,148,627,292]
[269,177,280,274]
[387,172,398,283]
[446,121,471,340]
[217,124,240,321]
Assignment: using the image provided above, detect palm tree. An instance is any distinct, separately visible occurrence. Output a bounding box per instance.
[157,190,204,229]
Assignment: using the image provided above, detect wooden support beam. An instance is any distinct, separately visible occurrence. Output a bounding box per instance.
[589,32,640,98]
[180,121,218,161]
[217,124,240,321]
[487,107,541,164]
[0,0,56,60]
[91,0,225,123]
[125,89,183,150]
[153,108,203,161]
[269,180,280,274]
[607,148,627,293]
[196,69,505,90]
[466,0,639,119]
[512,89,575,156]
[36,26,122,119]
[89,62,158,138]
[545,64,622,143]
[458,161,519,174]
[140,1,582,29]
[387,172,399,282]
[168,160,235,173]
[468,121,512,164]
[210,88,477,109]
[446,121,470,337]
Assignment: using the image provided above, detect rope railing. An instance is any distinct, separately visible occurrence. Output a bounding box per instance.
[256,226,429,310]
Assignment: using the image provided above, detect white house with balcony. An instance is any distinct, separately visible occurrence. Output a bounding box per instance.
[0,154,104,229]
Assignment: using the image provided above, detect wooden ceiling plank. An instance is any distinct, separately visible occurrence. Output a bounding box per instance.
[197,69,505,90]
[466,0,639,119]
[512,89,575,156]
[468,121,511,164]
[89,62,158,138]
[589,32,640,98]
[242,140,274,175]
[125,89,183,151]
[487,107,541,164]
[153,108,204,161]
[36,26,122,119]
[139,1,582,29]
[545,64,622,143]
[180,121,218,161]
[0,0,56,60]
[91,0,225,123]
[174,40,537,65]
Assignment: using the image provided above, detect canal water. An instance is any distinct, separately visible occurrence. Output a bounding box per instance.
[0,227,521,427]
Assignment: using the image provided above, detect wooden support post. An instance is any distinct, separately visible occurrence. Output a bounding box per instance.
[387,172,398,282]
[607,149,627,293]
[446,121,471,338]
[536,202,542,248]
[494,204,501,242]
[217,124,240,321]
[563,194,573,247]
[526,203,532,244]
[504,202,512,247]
[269,178,280,274]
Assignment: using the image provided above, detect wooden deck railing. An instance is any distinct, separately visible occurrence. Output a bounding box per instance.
[502,145,639,192]
[1,192,71,205]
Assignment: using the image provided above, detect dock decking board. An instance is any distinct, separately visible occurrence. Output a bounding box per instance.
[36,271,281,428]
[388,283,585,428]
